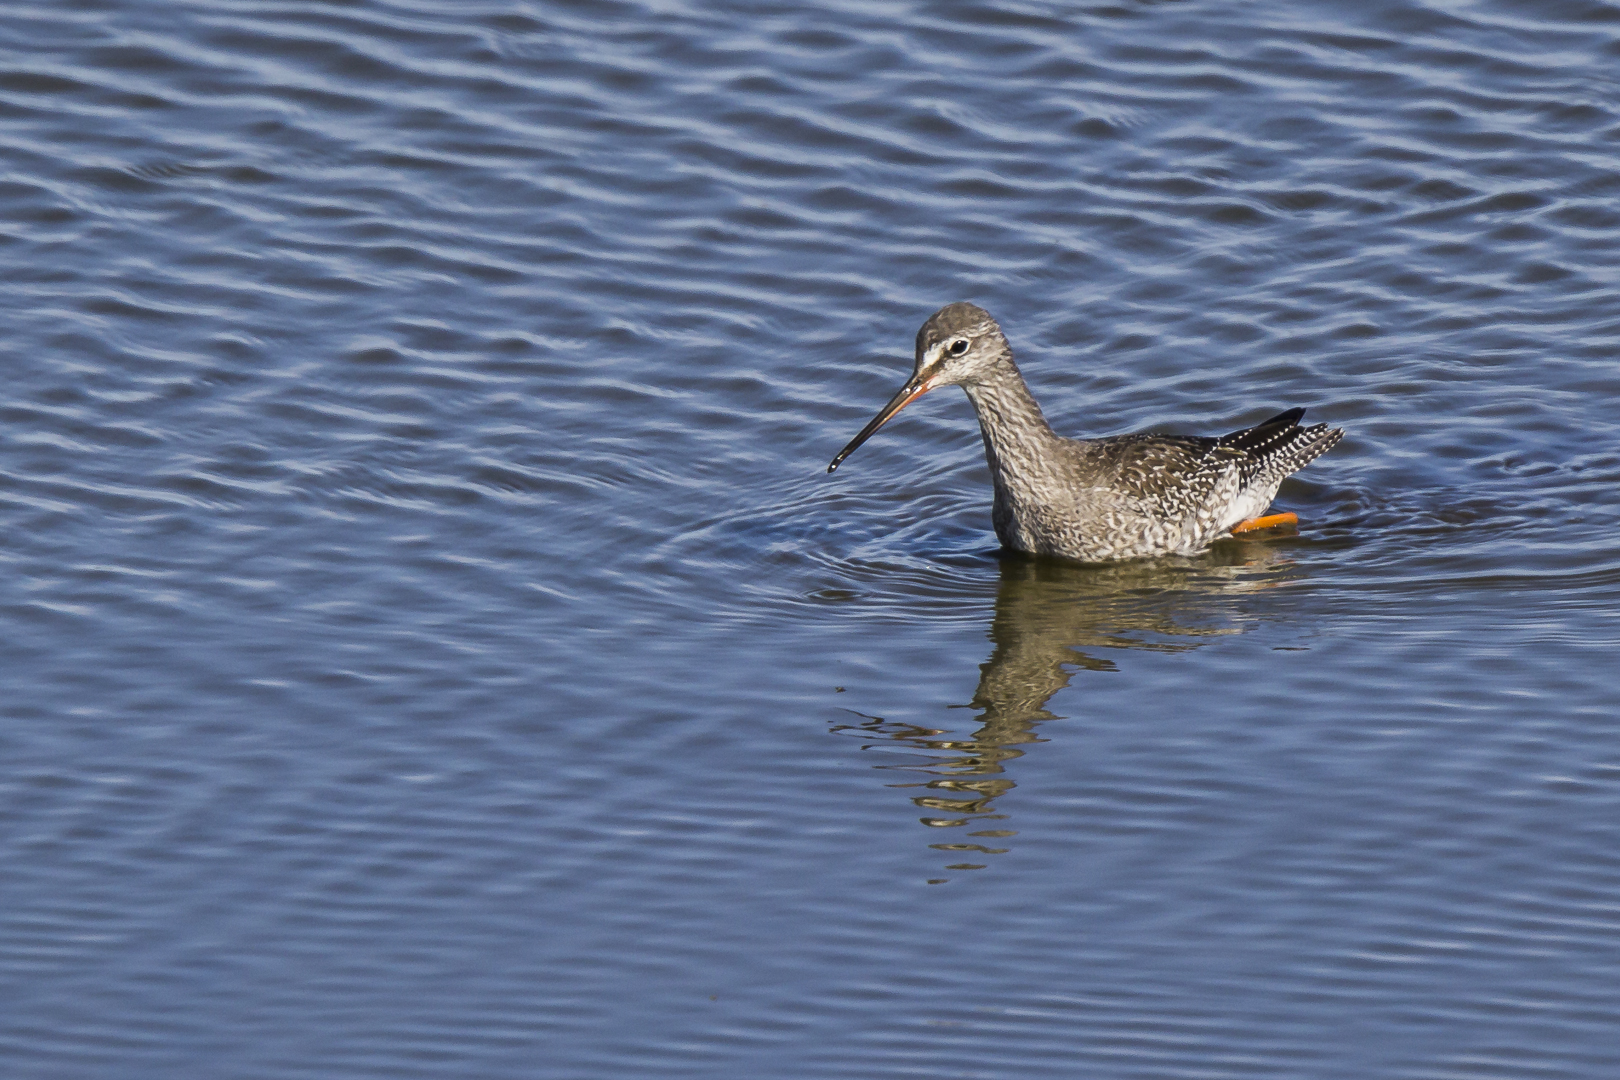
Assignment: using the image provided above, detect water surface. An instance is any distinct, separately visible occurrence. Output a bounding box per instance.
[4,1,1620,1077]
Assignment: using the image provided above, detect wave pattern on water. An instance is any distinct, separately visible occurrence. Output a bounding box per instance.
[5,0,1620,1077]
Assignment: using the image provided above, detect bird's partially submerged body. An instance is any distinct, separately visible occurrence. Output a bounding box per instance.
[828,302,1343,563]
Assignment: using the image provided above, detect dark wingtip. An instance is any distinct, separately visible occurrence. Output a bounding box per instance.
[1270,406,1307,426]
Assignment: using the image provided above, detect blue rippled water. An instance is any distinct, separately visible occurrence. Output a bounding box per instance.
[4,1,1620,1077]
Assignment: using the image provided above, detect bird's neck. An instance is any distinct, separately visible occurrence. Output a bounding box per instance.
[961,360,1061,476]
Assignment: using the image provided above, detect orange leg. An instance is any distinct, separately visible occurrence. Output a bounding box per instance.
[1231,512,1298,535]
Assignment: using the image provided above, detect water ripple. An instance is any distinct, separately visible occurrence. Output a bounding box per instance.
[6,0,1620,1077]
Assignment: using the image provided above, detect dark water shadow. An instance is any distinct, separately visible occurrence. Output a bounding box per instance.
[831,539,1308,882]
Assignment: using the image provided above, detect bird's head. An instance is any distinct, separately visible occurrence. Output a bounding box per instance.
[827,302,1009,473]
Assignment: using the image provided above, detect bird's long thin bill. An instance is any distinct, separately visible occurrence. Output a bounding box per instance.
[827,377,930,473]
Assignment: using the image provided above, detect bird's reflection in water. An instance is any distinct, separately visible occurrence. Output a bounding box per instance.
[830,540,1303,882]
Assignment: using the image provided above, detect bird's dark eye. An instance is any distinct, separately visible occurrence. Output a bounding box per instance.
[947,338,969,357]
